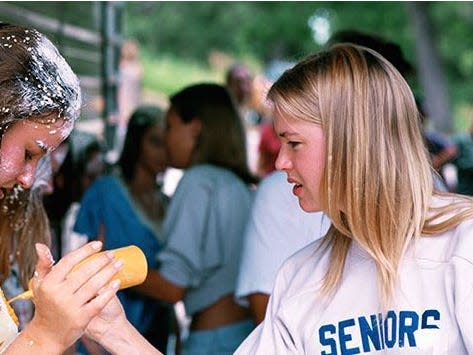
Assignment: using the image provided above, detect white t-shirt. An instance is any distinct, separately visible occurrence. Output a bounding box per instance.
[236,171,330,301]
[235,217,473,354]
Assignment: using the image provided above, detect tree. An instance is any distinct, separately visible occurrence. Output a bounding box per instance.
[406,2,452,133]
[124,2,473,132]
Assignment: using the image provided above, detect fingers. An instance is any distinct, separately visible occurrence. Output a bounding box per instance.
[65,250,116,295]
[28,243,125,348]
[34,243,55,279]
[73,258,124,304]
[84,279,121,318]
[46,241,104,283]
[31,243,56,293]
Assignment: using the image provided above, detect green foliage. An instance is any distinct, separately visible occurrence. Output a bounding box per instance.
[429,2,473,105]
[125,1,473,133]
[140,50,223,96]
[124,2,413,63]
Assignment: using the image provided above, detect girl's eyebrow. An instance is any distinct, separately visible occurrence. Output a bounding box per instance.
[279,131,298,138]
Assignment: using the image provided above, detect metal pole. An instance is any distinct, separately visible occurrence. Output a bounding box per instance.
[100,1,119,153]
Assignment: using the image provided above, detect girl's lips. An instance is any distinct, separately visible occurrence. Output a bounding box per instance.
[292,183,303,197]
[287,178,303,196]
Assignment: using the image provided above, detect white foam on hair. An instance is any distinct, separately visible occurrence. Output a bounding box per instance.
[14,30,81,123]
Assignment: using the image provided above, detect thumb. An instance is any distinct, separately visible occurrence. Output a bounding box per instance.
[34,243,55,280]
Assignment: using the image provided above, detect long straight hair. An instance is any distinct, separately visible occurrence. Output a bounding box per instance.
[117,105,164,183]
[268,44,473,304]
[170,83,258,185]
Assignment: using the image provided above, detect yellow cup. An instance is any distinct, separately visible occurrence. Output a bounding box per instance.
[8,245,148,304]
[72,245,148,289]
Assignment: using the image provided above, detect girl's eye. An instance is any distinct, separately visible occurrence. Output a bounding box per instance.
[288,141,300,148]
[24,150,33,161]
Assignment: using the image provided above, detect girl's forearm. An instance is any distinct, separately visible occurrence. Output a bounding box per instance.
[4,322,64,355]
[97,319,162,355]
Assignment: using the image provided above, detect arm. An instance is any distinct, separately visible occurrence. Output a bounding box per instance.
[4,325,64,355]
[235,262,298,354]
[248,292,270,325]
[133,269,185,304]
[431,143,457,170]
[98,320,161,355]
[426,132,458,170]
[85,296,162,355]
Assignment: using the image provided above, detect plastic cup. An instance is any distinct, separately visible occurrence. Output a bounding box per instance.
[71,245,148,289]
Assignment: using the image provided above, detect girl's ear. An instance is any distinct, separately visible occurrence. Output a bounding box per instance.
[190,117,202,138]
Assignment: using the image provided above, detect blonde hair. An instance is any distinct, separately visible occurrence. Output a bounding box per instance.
[268,44,473,304]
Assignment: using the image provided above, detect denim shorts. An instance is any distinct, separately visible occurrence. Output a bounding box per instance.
[182,319,255,355]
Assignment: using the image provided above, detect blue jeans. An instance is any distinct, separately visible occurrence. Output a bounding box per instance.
[182,319,255,355]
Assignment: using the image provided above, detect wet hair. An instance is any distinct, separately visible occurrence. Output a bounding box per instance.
[268,44,473,304]
[0,22,81,137]
[0,22,81,287]
[170,83,258,185]
[118,105,164,183]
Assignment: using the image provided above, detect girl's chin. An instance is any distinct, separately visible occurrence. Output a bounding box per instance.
[298,199,322,213]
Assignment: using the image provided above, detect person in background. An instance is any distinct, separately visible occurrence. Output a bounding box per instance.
[417,98,458,189]
[74,105,173,354]
[42,136,76,259]
[236,171,330,324]
[226,63,261,127]
[250,74,281,178]
[42,130,102,257]
[226,63,262,175]
[426,129,458,173]
[0,22,121,354]
[235,43,473,354]
[452,120,473,195]
[135,83,257,354]
[113,40,144,160]
[61,139,105,257]
[256,122,281,177]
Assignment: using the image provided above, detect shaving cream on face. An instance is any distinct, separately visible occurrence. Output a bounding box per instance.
[0,117,72,191]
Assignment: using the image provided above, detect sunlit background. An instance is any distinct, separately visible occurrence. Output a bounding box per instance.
[2,1,473,151]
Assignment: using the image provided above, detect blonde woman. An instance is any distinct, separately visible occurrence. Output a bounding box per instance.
[235,44,473,354]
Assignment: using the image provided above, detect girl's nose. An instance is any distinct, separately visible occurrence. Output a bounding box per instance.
[275,148,292,171]
[16,163,37,189]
